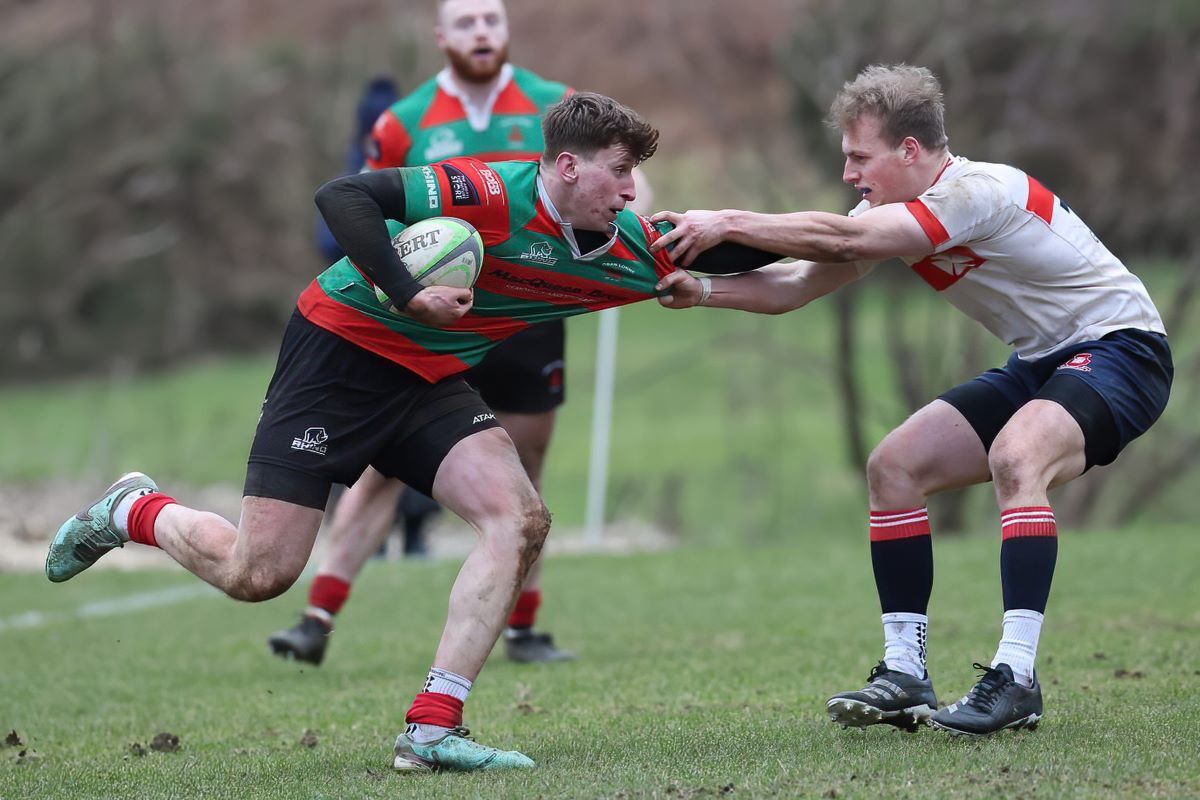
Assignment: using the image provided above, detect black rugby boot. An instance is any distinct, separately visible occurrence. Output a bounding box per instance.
[929,662,1043,736]
[826,661,938,732]
[268,614,331,665]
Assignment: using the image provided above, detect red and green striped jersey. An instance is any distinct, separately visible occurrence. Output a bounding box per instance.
[367,65,571,168]
[298,158,678,382]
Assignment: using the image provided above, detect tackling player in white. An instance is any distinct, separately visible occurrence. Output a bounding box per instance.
[652,63,1171,737]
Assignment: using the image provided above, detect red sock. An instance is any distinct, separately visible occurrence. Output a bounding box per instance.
[405,692,464,727]
[127,494,176,548]
[307,574,351,616]
[507,589,541,629]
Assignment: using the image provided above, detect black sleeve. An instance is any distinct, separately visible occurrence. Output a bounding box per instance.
[313,170,424,309]
[686,242,785,275]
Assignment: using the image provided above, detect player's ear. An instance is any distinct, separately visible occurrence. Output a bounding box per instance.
[901,136,921,164]
[554,152,580,184]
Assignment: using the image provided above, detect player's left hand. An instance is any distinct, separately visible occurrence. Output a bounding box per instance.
[649,209,729,267]
[655,269,703,309]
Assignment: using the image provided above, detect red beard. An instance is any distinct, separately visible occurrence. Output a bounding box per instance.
[445,43,509,84]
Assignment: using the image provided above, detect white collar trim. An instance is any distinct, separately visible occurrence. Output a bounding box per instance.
[535,172,619,261]
[435,64,514,132]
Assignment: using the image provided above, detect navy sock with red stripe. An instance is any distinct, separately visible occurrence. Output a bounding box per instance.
[999,506,1057,613]
[869,508,934,614]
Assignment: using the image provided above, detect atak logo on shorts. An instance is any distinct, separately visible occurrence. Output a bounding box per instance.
[472,413,496,424]
[1058,353,1093,372]
[520,241,557,265]
[291,427,329,455]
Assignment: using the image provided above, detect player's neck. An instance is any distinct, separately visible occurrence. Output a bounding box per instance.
[922,151,954,189]
[537,168,576,225]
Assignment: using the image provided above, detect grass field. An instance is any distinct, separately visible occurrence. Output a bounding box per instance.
[2,525,1198,798]
[1,268,1197,797]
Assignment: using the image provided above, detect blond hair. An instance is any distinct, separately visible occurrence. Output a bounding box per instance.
[827,64,948,151]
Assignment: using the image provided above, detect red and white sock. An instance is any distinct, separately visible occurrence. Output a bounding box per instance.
[305,574,351,627]
[405,667,472,743]
[114,487,162,536]
[123,492,176,548]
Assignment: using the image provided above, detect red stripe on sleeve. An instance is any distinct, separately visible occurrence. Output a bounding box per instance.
[904,200,950,247]
[1025,177,1055,224]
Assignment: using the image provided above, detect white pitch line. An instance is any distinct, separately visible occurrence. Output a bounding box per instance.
[0,583,219,634]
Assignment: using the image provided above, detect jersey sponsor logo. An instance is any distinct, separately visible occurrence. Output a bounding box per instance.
[443,164,480,206]
[520,241,557,265]
[600,260,636,276]
[1057,353,1094,372]
[291,427,329,455]
[491,267,626,303]
[423,128,464,162]
[472,413,497,424]
[479,166,503,197]
[420,166,439,209]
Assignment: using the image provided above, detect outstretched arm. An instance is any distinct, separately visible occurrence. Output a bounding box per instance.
[651,204,932,267]
[656,260,864,314]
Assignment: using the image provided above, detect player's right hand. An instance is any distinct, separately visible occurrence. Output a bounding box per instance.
[403,286,474,326]
[655,269,703,309]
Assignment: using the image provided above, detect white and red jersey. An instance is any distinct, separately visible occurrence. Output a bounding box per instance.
[853,156,1165,360]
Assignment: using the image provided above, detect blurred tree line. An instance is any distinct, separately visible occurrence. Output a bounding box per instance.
[1,0,1196,527]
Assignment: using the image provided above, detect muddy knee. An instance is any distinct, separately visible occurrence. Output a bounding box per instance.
[227,566,298,602]
[988,441,1039,500]
[516,498,551,570]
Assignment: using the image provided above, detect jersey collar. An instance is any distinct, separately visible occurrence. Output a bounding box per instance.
[436,64,514,133]
[535,172,620,261]
[932,153,965,185]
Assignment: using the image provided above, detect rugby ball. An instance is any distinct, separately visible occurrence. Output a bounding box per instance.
[375,217,483,305]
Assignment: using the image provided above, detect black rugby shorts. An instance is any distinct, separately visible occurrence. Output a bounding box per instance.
[244,310,502,509]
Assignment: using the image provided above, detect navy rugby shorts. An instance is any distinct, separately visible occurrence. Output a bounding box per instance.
[939,328,1172,470]
[244,310,503,509]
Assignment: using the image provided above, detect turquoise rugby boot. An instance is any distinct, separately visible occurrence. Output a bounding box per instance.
[393,727,535,772]
[45,472,159,583]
